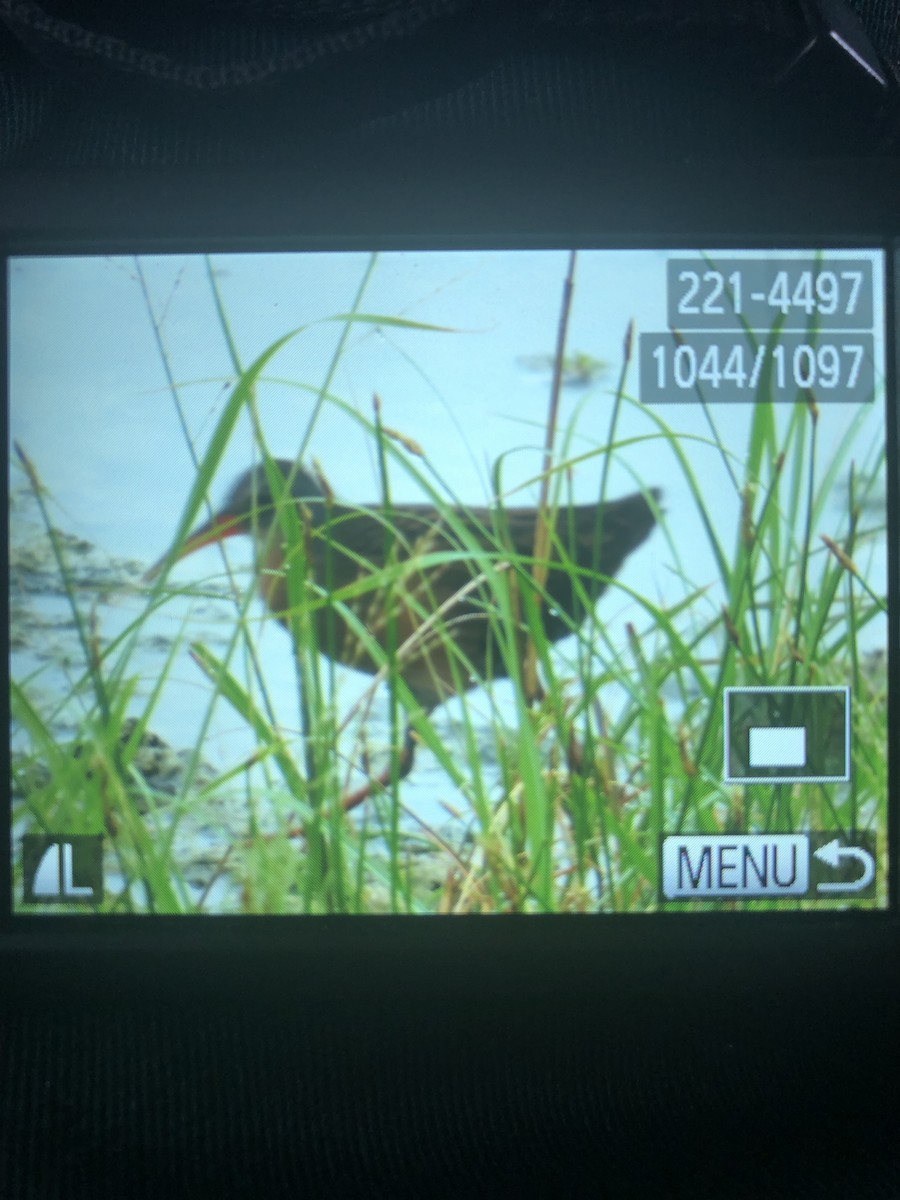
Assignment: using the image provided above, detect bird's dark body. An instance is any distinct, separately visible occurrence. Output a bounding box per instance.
[202,461,660,710]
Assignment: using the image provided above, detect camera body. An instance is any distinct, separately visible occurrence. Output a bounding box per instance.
[2,157,898,952]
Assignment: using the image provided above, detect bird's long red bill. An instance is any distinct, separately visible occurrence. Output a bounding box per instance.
[143,513,242,583]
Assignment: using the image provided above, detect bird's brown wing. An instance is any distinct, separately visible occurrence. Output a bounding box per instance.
[481,489,660,641]
[312,502,491,595]
[305,491,658,705]
[308,504,501,707]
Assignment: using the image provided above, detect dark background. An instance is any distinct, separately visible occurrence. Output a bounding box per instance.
[2,2,899,1196]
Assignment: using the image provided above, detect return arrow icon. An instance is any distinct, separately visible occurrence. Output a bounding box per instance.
[814,838,875,893]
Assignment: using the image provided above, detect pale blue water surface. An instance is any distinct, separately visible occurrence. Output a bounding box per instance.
[9,249,889,839]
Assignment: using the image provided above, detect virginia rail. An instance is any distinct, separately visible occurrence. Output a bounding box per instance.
[151,459,660,802]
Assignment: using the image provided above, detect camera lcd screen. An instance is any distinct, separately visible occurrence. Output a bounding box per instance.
[8,246,893,915]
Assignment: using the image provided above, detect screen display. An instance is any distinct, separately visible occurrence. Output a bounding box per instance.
[8,247,893,914]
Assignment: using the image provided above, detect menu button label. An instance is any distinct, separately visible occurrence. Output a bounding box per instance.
[662,834,809,900]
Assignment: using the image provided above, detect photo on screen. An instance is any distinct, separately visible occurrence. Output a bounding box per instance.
[8,248,891,914]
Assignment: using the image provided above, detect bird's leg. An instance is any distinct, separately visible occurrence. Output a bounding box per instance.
[339,724,418,814]
[252,726,418,844]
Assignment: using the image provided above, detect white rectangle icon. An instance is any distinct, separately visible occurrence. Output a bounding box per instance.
[724,686,851,784]
[662,835,810,899]
[748,726,806,768]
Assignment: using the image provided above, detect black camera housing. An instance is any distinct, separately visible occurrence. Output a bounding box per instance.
[2,156,898,1196]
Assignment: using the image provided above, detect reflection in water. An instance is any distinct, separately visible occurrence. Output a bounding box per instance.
[516,351,608,389]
